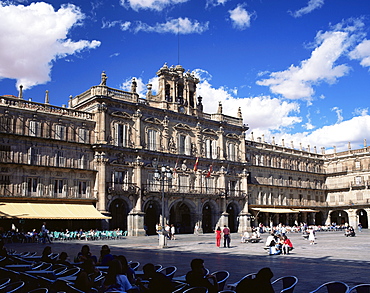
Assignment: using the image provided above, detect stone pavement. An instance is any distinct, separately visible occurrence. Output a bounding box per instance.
[7,229,370,292]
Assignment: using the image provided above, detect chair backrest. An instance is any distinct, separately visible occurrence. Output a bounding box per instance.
[0,281,25,293]
[129,261,140,271]
[310,281,349,293]
[219,291,236,293]
[183,287,209,293]
[211,270,230,291]
[54,266,68,275]
[66,283,85,293]
[348,284,370,293]
[0,278,11,289]
[154,264,162,272]
[57,267,81,277]
[28,288,49,293]
[160,266,177,280]
[271,276,298,293]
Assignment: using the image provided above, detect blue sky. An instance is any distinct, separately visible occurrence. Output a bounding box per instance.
[1,0,370,152]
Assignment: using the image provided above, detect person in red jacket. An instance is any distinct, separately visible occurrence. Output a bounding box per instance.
[282,235,293,254]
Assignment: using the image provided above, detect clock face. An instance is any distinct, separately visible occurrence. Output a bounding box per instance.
[179,106,185,113]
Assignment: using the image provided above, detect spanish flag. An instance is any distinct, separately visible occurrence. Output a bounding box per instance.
[193,157,199,171]
[206,164,213,178]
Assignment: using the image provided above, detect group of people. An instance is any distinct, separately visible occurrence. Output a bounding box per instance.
[215,225,231,248]
[265,233,294,255]
[156,223,176,240]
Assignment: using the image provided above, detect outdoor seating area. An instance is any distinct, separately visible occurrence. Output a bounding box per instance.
[0,245,368,292]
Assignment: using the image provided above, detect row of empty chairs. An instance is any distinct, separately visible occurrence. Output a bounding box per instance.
[309,281,370,293]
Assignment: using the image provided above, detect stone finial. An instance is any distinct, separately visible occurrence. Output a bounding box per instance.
[348,142,351,150]
[18,85,23,99]
[314,146,317,153]
[299,143,302,151]
[100,71,107,86]
[272,136,275,145]
[291,141,294,149]
[250,132,254,141]
[146,84,152,98]
[45,90,49,104]
[217,101,223,114]
[364,139,367,148]
[237,107,242,119]
[321,147,325,154]
[307,145,310,153]
[131,78,137,93]
[262,134,265,143]
[282,139,285,147]
[333,146,336,153]
[68,95,73,108]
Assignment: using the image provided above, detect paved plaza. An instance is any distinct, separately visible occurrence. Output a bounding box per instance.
[6,229,370,292]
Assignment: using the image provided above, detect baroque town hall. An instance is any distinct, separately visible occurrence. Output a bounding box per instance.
[0,64,369,235]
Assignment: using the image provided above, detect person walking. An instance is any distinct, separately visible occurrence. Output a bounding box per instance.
[223,225,231,248]
[358,222,362,232]
[41,222,52,244]
[308,228,316,245]
[215,226,221,247]
[194,223,199,236]
[170,224,176,240]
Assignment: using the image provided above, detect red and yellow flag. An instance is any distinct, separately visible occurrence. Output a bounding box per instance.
[193,157,199,171]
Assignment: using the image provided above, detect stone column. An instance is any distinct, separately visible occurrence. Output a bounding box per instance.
[128,156,146,236]
[238,169,251,232]
[347,208,357,228]
[217,126,225,160]
[95,153,109,229]
[133,109,142,149]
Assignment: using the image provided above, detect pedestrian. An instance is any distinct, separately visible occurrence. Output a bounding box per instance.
[41,222,52,244]
[194,223,199,236]
[170,224,176,240]
[308,228,316,245]
[236,267,274,293]
[215,226,221,247]
[186,258,218,293]
[358,222,362,232]
[223,225,231,248]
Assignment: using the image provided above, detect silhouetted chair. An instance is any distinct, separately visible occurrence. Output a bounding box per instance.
[183,287,208,293]
[211,270,230,291]
[154,264,162,272]
[0,278,11,289]
[309,281,349,293]
[172,280,188,293]
[271,276,298,293]
[129,261,140,271]
[28,288,49,293]
[0,281,25,293]
[348,284,370,293]
[219,291,236,293]
[226,272,256,290]
[56,267,81,278]
[159,266,177,280]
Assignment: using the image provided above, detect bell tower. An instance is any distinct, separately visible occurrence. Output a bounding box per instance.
[149,63,200,115]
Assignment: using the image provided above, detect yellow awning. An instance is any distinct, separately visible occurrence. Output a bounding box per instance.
[0,202,111,219]
[251,208,299,213]
[292,209,319,213]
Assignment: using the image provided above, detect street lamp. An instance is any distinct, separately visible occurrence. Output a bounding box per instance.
[154,165,172,248]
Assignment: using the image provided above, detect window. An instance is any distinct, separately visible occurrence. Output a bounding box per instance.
[178,134,191,155]
[0,145,11,163]
[205,177,214,194]
[29,120,41,137]
[28,147,41,165]
[355,176,362,185]
[229,181,237,196]
[55,125,66,140]
[115,124,128,147]
[78,128,89,143]
[147,129,157,151]
[55,151,65,167]
[0,175,10,196]
[54,179,64,196]
[228,143,236,161]
[355,161,361,170]
[78,154,86,169]
[113,171,128,184]
[27,177,38,194]
[78,181,89,197]
[0,116,12,133]
[205,139,217,159]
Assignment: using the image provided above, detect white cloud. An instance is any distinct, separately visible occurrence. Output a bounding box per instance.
[353,108,368,116]
[0,2,100,90]
[289,0,324,18]
[256,25,355,100]
[206,0,229,8]
[331,107,343,124]
[133,18,209,34]
[120,0,189,11]
[102,19,131,30]
[349,39,370,67]
[229,4,254,30]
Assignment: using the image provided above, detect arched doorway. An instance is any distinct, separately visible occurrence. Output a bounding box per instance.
[170,202,192,234]
[109,199,129,231]
[226,203,237,232]
[202,203,213,233]
[330,210,348,225]
[357,209,368,228]
[144,200,159,235]
[315,211,324,226]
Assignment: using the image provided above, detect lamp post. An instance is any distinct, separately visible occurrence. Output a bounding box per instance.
[154,165,172,248]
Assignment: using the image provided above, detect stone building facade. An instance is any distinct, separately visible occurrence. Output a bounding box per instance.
[0,64,368,234]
